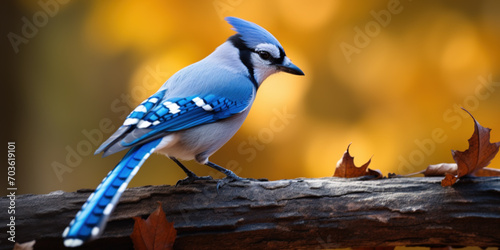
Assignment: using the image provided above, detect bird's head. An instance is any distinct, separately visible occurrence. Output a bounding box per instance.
[225,17,304,86]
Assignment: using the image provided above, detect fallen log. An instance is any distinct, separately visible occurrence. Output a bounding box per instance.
[1,177,499,249]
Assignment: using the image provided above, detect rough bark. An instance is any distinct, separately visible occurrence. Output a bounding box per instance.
[1,177,499,249]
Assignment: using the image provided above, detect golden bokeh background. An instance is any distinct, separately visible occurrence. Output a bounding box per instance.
[3,0,500,195]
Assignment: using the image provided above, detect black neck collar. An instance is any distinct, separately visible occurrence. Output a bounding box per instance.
[228,34,259,90]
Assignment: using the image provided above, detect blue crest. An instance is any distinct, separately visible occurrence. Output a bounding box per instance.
[225,17,282,49]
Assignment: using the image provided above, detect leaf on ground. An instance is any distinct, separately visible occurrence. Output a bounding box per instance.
[334,144,381,178]
[130,202,176,250]
[407,163,500,178]
[442,108,500,186]
[424,163,457,176]
[13,240,35,250]
[367,168,383,178]
[404,163,458,177]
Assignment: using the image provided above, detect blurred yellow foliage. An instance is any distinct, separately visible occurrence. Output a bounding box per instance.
[5,0,500,195]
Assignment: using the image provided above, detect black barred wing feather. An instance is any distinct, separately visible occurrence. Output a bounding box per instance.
[96,92,250,157]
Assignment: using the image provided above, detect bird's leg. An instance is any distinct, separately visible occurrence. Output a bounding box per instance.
[171,157,212,185]
[205,161,248,190]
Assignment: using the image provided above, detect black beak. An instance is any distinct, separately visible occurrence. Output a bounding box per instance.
[277,57,304,75]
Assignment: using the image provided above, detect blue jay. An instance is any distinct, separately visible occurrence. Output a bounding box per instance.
[63,16,303,247]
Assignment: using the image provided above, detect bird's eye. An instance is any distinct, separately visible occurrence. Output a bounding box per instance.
[257,51,271,60]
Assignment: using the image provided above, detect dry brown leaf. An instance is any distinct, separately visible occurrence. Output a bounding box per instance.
[130,202,176,250]
[13,241,35,250]
[334,144,380,178]
[424,163,458,176]
[442,108,500,186]
[441,173,458,187]
[474,167,500,177]
[403,163,458,177]
[408,163,500,178]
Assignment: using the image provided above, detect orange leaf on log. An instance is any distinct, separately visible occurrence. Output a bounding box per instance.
[334,144,380,178]
[442,109,500,186]
[130,202,176,250]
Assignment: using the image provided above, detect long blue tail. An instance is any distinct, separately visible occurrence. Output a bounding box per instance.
[63,138,162,247]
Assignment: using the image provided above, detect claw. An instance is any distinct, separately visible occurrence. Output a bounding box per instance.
[203,161,266,192]
[216,177,234,190]
[215,174,247,191]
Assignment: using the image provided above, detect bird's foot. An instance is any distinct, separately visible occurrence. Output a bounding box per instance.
[203,161,267,191]
[176,175,213,186]
[215,173,269,191]
[216,174,245,190]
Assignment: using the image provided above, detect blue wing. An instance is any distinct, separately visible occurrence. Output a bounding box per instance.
[96,55,256,157]
[96,91,251,156]
[124,94,250,144]
[95,89,167,156]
